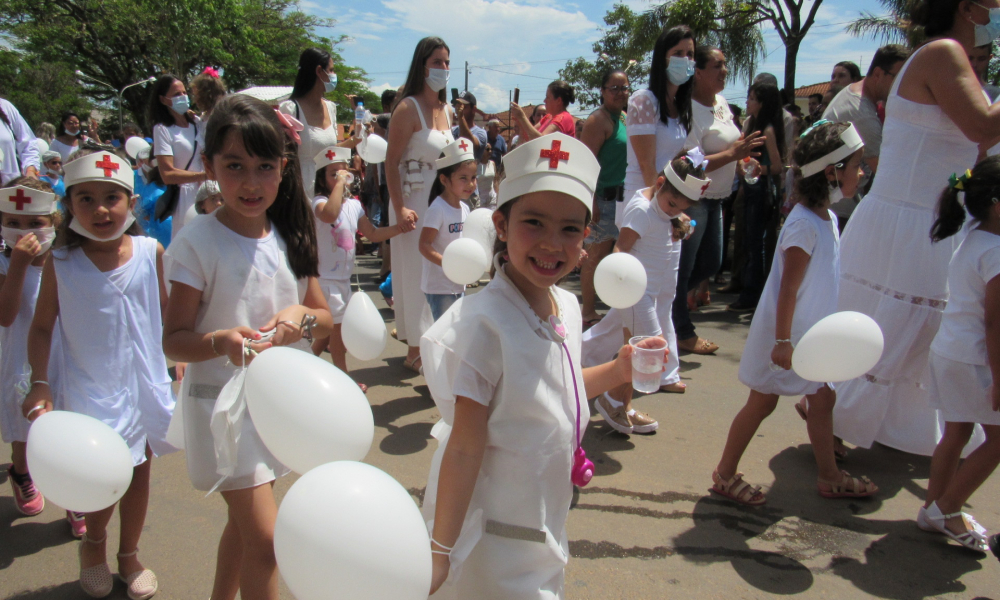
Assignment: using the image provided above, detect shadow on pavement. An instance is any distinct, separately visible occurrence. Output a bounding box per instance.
[3,581,89,600]
[0,505,76,570]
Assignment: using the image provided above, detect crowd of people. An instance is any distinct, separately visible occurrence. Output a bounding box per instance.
[2,0,1000,598]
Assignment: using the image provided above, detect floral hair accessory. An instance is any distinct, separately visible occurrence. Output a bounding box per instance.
[202,66,221,79]
[799,119,831,139]
[684,147,709,169]
[273,109,304,145]
[948,169,973,191]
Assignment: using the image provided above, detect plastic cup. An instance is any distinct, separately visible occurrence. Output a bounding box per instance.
[630,335,667,394]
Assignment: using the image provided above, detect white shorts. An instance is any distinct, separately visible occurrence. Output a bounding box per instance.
[929,350,1000,426]
[321,278,353,324]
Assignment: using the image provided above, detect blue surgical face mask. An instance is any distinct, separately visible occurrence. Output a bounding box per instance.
[973,4,1000,46]
[667,56,696,86]
[170,94,190,114]
[426,68,450,92]
[323,71,338,93]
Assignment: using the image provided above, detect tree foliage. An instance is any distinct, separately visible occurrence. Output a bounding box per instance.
[0,0,375,131]
[0,48,93,131]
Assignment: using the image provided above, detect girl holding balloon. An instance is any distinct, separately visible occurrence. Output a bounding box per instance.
[1,178,59,521]
[22,147,176,600]
[310,145,409,388]
[162,95,333,600]
[421,133,666,598]
[710,121,878,506]
[919,157,1000,552]
[419,138,476,322]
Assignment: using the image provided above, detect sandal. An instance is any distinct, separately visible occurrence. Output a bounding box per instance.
[696,291,711,307]
[709,470,766,506]
[817,470,878,499]
[794,399,849,459]
[79,533,113,598]
[677,337,719,355]
[403,356,423,375]
[117,548,158,600]
[660,382,687,394]
[357,382,368,394]
[390,328,398,340]
[922,501,989,552]
[917,505,987,536]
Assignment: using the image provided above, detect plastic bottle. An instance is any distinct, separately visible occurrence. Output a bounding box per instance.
[354,101,365,139]
[743,157,759,185]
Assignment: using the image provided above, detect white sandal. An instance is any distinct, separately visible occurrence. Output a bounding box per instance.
[79,533,113,598]
[923,501,989,552]
[917,504,988,536]
[117,548,158,600]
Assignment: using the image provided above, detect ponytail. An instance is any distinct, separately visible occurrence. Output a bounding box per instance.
[932,156,1000,242]
[930,185,967,242]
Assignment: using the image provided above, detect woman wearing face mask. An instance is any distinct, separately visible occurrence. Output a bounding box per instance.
[49,112,88,163]
[280,48,359,197]
[149,74,207,239]
[385,36,455,374]
[831,0,1000,459]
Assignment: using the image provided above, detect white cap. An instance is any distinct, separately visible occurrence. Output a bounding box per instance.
[435,138,475,170]
[0,185,57,215]
[64,152,134,193]
[314,146,351,169]
[497,133,598,211]
[799,123,864,177]
[664,157,711,201]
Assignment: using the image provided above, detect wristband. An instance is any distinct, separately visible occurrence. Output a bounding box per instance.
[26,404,45,419]
[775,339,791,345]
[31,380,49,387]
[210,331,222,356]
[430,536,453,556]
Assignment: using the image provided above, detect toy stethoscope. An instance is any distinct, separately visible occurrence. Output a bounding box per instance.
[546,314,595,487]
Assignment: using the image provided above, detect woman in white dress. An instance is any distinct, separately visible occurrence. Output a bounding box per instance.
[385,36,455,372]
[280,48,358,197]
[833,0,1000,456]
[149,75,207,239]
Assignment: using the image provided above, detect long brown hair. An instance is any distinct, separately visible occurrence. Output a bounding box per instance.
[397,37,450,107]
[204,94,319,279]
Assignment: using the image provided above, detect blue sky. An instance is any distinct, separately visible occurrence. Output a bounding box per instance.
[306,0,886,114]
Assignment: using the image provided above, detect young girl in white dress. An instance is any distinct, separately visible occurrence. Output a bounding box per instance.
[310,145,408,389]
[420,138,475,321]
[919,157,1000,552]
[23,147,176,600]
[710,122,878,505]
[1,179,60,521]
[586,151,706,436]
[162,95,333,600]
[422,133,666,599]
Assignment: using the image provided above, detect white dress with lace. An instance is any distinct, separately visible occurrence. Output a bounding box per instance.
[622,90,687,227]
[832,47,986,456]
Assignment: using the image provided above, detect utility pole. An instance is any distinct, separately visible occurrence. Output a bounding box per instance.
[465,61,469,91]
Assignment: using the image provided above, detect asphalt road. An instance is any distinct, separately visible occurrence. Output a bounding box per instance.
[2,254,998,600]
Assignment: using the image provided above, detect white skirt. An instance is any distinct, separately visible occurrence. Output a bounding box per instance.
[321,278,353,324]
[929,351,1000,426]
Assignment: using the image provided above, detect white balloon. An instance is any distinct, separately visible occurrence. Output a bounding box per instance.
[245,348,374,474]
[357,134,388,164]
[594,253,647,309]
[442,237,489,285]
[341,291,388,361]
[124,136,151,160]
[183,203,199,226]
[275,461,432,600]
[792,311,885,382]
[463,208,496,257]
[35,139,50,156]
[26,411,134,512]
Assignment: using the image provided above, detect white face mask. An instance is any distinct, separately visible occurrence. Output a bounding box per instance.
[667,56,696,86]
[828,170,844,204]
[426,68,450,92]
[973,4,1000,46]
[1,226,56,254]
[69,213,136,242]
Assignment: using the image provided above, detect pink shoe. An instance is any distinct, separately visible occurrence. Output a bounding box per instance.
[7,464,44,516]
[67,510,88,539]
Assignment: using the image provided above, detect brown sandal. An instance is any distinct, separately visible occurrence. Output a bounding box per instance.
[678,337,719,355]
[710,470,766,506]
[403,355,423,375]
[818,470,878,499]
[795,399,849,459]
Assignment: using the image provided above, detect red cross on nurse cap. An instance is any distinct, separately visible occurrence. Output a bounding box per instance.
[435,138,476,170]
[63,150,134,193]
[0,185,57,215]
[314,146,351,169]
[497,133,599,211]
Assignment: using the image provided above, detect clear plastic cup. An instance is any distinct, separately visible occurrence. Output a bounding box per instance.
[630,335,667,394]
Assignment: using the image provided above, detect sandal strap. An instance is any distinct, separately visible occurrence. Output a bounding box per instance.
[117,548,139,558]
[82,532,107,545]
[717,471,762,502]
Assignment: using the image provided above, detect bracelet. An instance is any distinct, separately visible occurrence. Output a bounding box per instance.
[430,536,453,556]
[210,331,222,356]
[26,404,45,419]
[775,339,791,345]
[31,380,49,387]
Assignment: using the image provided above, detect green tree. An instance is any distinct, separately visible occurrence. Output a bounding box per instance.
[0,48,93,132]
[845,0,922,46]
[0,0,373,130]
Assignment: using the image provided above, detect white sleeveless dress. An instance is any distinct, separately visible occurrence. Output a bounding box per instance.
[389,97,454,344]
[833,46,986,456]
[51,236,176,466]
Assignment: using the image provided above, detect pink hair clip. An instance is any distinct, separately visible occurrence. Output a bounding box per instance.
[273,109,304,145]
[202,66,220,79]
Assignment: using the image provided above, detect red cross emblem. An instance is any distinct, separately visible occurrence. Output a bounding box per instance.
[540,140,570,169]
[458,139,469,152]
[325,149,336,160]
[95,154,120,177]
[700,181,711,194]
[9,188,31,211]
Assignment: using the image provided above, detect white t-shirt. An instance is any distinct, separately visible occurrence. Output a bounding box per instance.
[625,90,687,196]
[312,195,365,281]
[931,229,1000,366]
[152,119,204,173]
[421,196,470,295]
[685,94,741,199]
[170,223,284,290]
[620,189,677,296]
[477,161,496,208]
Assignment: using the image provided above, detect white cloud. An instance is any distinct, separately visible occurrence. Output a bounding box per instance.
[472,82,510,111]
[367,82,397,95]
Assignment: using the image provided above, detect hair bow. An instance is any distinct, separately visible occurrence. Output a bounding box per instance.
[948,169,973,191]
[273,109,304,145]
[685,147,709,169]
[202,66,221,79]
[799,119,830,139]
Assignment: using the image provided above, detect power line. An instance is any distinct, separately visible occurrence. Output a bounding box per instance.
[471,58,577,69]
[473,66,555,80]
